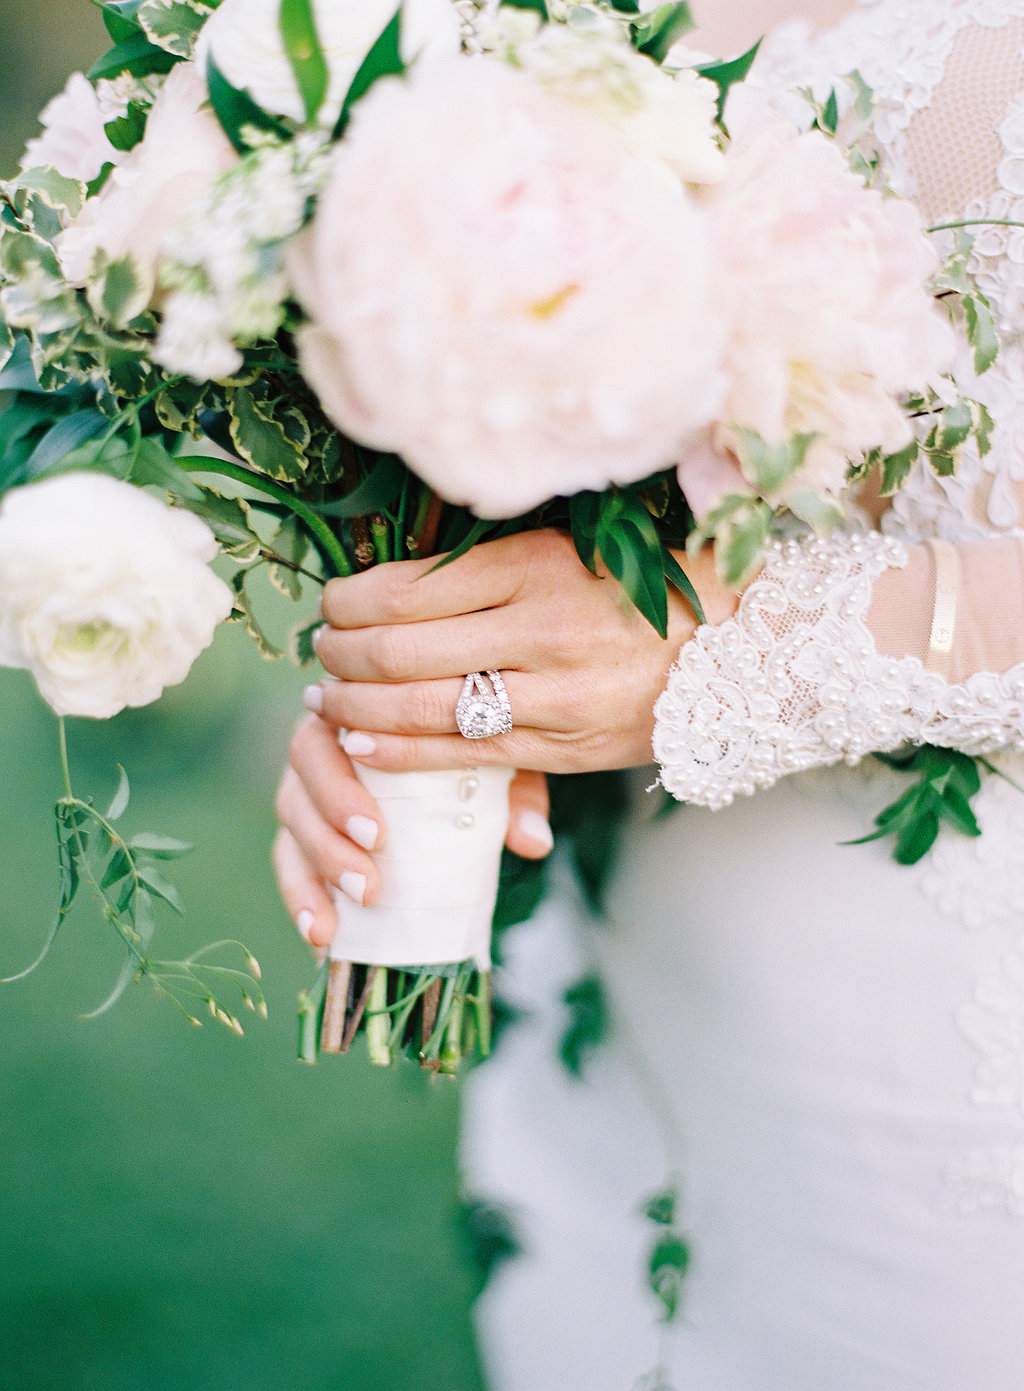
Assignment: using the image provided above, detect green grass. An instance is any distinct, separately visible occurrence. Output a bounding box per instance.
[0,629,484,1391]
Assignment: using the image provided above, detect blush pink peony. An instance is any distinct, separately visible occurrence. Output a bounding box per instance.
[289,57,728,519]
[699,110,956,507]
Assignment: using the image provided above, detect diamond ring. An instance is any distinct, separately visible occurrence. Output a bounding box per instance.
[455,670,513,740]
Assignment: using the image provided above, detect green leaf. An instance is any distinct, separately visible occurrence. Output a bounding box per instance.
[229,570,284,658]
[268,513,310,600]
[88,31,178,80]
[101,1,145,42]
[734,428,817,495]
[879,440,919,495]
[80,949,142,1018]
[136,862,185,914]
[106,766,131,821]
[315,452,406,518]
[333,7,405,140]
[893,808,940,865]
[643,1188,678,1227]
[598,522,668,637]
[695,39,761,122]
[964,295,999,375]
[279,0,329,124]
[129,832,194,858]
[634,3,695,64]
[785,487,845,534]
[714,502,771,588]
[662,546,704,625]
[86,252,152,328]
[227,385,307,482]
[648,1232,690,1322]
[428,516,502,572]
[138,0,214,57]
[559,974,607,1078]
[289,615,323,666]
[936,785,982,838]
[936,401,974,453]
[24,410,108,478]
[206,56,291,155]
[501,0,548,16]
[101,847,132,889]
[492,848,547,934]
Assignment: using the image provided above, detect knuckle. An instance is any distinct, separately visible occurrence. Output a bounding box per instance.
[377,565,421,623]
[407,682,446,735]
[369,624,418,681]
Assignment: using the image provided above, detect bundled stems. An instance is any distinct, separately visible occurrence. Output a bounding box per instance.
[308,961,491,1071]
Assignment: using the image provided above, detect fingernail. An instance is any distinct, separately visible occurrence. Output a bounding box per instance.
[517,809,554,853]
[313,624,327,651]
[302,684,323,713]
[345,814,378,851]
[343,731,377,757]
[339,870,367,906]
[296,908,315,941]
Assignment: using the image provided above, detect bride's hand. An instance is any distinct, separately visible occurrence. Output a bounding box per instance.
[272,714,553,948]
[306,529,739,774]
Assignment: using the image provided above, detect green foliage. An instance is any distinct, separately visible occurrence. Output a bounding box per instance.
[332,6,406,139]
[549,768,631,915]
[137,0,215,57]
[501,0,549,19]
[1,726,265,1031]
[457,1197,522,1300]
[88,30,180,81]
[632,3,695,64]
[206,57,291,155]
[696,41,761,124]
[559,973,608,1078]
[848,746,984,864]
[642,1186,690,1324]
[279,0,329,124]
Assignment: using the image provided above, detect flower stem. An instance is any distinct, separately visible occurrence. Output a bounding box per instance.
[175,456,353,577]
[365,967,392,1066]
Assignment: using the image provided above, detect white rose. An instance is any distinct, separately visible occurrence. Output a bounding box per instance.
[0,474,233,719]
[289,57,727,519]
[57,62,237,295]
[198,0,461,127]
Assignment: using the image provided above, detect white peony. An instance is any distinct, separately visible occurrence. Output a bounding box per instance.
[198,0,462,127]
[0,474,233,719]
[702,111,957,502]
[57,62,237,295]
[290,57,727,519]
[20,72,121,185]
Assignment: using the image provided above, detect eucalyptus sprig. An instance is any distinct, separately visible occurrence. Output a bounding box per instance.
[1,718,265,1032]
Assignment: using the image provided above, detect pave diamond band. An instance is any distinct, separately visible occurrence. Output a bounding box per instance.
[455,670,513,740]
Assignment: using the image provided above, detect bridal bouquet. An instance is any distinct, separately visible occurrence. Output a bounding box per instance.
[0,0,995,1065]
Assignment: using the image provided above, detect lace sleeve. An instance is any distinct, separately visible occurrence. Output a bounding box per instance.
[652,531,1024,809]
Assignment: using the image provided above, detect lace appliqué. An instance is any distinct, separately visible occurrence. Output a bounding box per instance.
[653,531,1024,810]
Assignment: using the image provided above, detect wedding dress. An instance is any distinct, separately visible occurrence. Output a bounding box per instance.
[461,3,1024,1387]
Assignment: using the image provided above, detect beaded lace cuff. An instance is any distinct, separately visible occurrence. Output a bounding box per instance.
[653,531,1024,809]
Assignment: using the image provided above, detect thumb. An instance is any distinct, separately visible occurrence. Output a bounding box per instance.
[505,769,553,859]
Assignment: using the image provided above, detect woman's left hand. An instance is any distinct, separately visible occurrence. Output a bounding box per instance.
[307,528,740,775]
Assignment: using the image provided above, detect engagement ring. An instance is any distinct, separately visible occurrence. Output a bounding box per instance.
[456,670,513,739]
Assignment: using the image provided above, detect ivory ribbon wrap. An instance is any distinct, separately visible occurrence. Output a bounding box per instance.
[329,764,514,971]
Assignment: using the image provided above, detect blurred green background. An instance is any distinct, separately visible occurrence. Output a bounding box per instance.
[0,6,484,1388]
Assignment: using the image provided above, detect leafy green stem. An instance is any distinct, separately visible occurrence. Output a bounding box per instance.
[175,456,353,577]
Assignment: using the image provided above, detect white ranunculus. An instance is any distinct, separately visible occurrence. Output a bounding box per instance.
[20,72,121,185]
[704,111,957,502]
[57,62,236,294]
[198,0,461,127]
[290,57,727,519]
[0,474,233,719]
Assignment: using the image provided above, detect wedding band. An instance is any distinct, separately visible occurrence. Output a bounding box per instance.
[456,670,513,739]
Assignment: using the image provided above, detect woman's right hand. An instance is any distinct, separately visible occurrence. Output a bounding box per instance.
[272,713,554,949]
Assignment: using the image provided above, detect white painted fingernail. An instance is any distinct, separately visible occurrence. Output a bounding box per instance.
[302,684,323,713]
[343,731,377,757]
[339,871,367,906]
[296,909,315,941]
[518,809,554,853]
[313,624,327,651]
[345,814,378,851]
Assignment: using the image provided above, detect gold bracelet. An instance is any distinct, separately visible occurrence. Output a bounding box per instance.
[923,538,959,678]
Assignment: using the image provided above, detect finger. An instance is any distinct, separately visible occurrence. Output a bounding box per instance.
[320,534,527,629]
[288,714,385,850]
[505,770,553,859]
[337,725,588,776]
[315,607,532,685]
[276,766,381,925]
[271,827,335,953]
[304,672,571,738]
